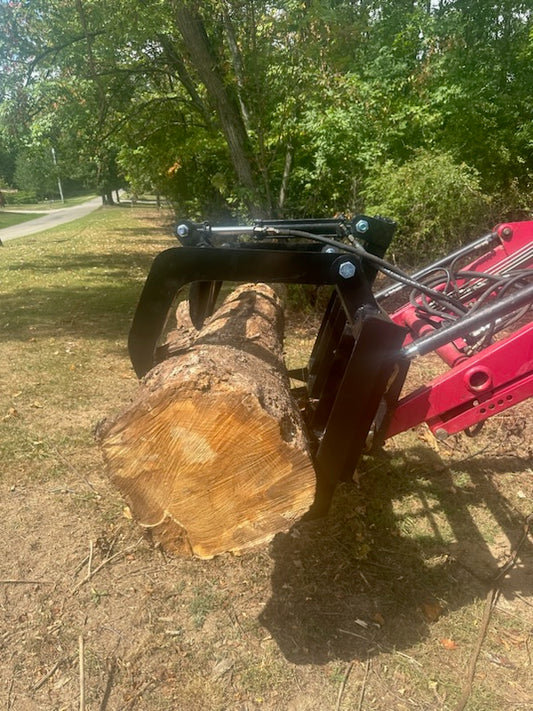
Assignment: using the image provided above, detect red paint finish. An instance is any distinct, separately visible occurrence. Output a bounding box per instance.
[384,220,533,439]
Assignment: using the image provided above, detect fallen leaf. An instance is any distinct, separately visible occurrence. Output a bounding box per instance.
[421,600,444,623]
[499,630,528,647]
[486,652,515,668]
[373,612,385,627]
[440,638,458,650]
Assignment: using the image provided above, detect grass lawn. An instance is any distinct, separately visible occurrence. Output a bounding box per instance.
[0,206,531,710]
[0,210,46,229]
[3,193,98,211]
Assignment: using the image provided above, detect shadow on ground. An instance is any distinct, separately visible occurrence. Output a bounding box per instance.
[260,444,533,664]
[1,243,181,344]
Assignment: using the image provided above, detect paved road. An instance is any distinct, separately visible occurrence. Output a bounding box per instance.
[0,196,102,243]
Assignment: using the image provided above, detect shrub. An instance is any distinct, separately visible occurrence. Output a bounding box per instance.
[5,190,39,205]
[362,150,492,265]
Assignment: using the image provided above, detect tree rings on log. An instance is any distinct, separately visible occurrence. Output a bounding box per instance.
[98,283,316,558]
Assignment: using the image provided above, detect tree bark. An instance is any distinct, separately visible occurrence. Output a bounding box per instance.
[98,284,316,558]
[172,2,261,216]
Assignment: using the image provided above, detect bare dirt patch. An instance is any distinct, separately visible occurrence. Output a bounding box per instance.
[1,207,531,710]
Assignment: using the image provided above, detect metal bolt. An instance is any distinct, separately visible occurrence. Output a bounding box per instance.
[355,219,369,234]
[176,223,189,237]
[338,261,356,279]
[435,428,449,441]
[323,246,337,253]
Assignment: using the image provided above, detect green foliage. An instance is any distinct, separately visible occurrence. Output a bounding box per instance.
[3,190,39,205]
[0,0,531,240]
[0,144,16,186]
[14,145,59,199]
[363,150,492,262]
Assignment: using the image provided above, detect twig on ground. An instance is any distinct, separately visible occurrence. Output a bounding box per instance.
[87,540,94,579]
[74,553,90,576]
[49,442,102,497]
[72,538,143,593]
[394,651,423,668]
[454,512,533,711]
[32,653,77,691]
[358,570,372,589]
[454,443,493,462]
[83,476,102,496]
[105,531,122,559]
[79,635,86,711]
[446,554,491,584]
[515,592,533,609]
[338,628,370,643]
[357,659,371,711]
[494,604,529,624]
[335,661,354,711]
[118,680,155,711]
[7,676,14,711]
[32,658,64,691]
[108,566,154,583]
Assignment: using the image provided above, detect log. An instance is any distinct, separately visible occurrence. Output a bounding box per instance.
[98,283,316,558]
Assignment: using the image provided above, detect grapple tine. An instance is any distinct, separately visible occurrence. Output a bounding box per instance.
[188,280,223,329]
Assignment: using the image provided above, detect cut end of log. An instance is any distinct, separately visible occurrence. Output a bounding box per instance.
[99,284,316,558]
[103,389,315,558]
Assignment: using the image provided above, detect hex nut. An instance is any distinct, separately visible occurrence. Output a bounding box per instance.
[338,261,356,279]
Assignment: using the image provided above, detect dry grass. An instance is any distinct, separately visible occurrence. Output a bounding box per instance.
[0,206,531,710]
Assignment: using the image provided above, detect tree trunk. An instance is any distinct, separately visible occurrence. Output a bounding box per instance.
[98,284,316,558]
[278,144,293,214]
[173,2,262,216]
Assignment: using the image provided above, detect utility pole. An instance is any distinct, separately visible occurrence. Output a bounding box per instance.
[51,147,65,203]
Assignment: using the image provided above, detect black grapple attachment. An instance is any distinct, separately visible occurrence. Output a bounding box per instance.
[128,215,408,513]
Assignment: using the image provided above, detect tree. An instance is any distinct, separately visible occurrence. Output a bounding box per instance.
[0,139,16,187]
[13,145,60,199]
[0,0,530,226]
[422,0,533,194]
